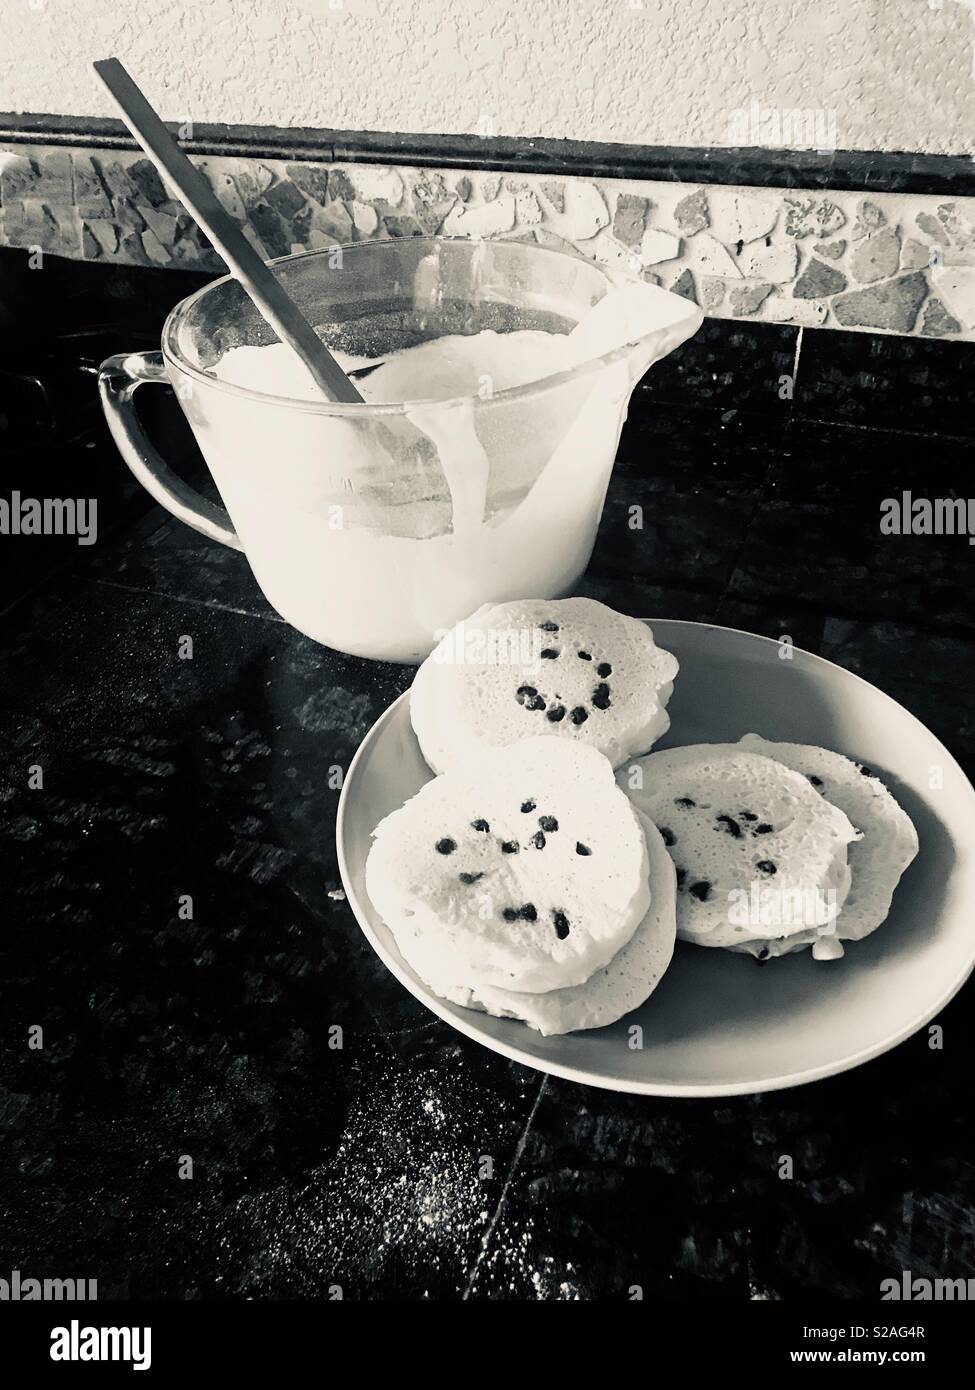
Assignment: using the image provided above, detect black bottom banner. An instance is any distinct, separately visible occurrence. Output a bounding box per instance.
[0,1298,966,1376]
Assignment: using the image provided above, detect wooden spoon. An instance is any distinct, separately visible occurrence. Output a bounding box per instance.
[93,57,364,404]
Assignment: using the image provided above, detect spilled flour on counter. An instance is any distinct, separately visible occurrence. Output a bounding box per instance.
[213,1043,551,1296]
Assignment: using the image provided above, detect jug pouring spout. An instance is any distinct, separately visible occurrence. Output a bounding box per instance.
[559,272,704,389]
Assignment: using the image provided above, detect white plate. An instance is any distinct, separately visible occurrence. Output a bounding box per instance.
[336,620,975,1096]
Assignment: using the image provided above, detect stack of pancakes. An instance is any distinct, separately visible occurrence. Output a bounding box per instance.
[364,598,919,1033]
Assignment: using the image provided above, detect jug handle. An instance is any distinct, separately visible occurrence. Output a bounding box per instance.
[98,351,242,550]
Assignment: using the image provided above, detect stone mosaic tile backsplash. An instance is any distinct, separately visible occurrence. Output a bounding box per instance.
[1,143,974,340]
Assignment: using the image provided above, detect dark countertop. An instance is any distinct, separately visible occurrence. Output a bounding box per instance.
[2,318,974,1300]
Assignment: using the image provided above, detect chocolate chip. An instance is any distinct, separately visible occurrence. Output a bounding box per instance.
[808,774,824,788]
[659,827,676,847]
[570,706,589,725]
[858,764,877,778]
[515,685,538,705]
[501,903,536,924]
[539,621,559,632]
[575,842,592,856]
[596,662,612,678]
[689,880,711,901]
[539,815,558,832]
[755,823,773,835]
[675,796,696,808]
[501,840,519,854]
[459,872,483,884]
[471,818,490,832]
[531,830,546,849]
[435,838,456,855]
[521,799,536,813]
[553,910,570,940]
[740,811,758,822]
[716,814,741,838]
[591,683,611,710]
[577,650,592,660]
[540,648,559,659]
[526,694,547,712]
[675,868,687,888]
[546,704,566,722]
[756,860,777,875]
[756,947,771,963]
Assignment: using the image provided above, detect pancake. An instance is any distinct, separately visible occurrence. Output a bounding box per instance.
[365,737,651,993]
[409,597,678,774]
[731,735,919,959]
[396,811,677,1035]
[620,744,858,950]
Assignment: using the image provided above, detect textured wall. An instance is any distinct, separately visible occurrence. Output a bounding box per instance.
[1,0,972,155]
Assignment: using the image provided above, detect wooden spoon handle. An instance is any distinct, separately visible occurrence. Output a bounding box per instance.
[93,57,364,404]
